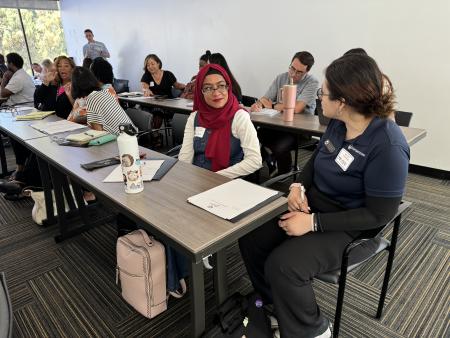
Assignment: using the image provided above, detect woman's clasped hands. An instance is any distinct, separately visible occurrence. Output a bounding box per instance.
[278,185,312,236]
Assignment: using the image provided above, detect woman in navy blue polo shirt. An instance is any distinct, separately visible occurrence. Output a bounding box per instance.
[239,54,410,338]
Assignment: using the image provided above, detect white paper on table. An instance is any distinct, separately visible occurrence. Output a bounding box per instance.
[186,102,194,107]
[187,178,279,220]
[30,120,86,135]
[14,106,35,112]
[103,160,164,182]
[251,108,279,117]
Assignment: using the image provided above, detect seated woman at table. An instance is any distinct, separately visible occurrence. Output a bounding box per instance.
[209,52,243,103]
[179,63,261,177]
[162,64,261,295]
[68,58,117,124]
[71,66,133,135]
[0,56,76,196]
[180,50,211,100]
[34,55,75,119]
[140,53,186,147]
[238,54,410,338]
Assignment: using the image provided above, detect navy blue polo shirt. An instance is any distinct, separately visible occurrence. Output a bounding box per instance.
[313,117,410,209]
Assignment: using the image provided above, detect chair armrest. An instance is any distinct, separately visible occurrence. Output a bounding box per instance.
[343,200,412,257]
[260,169,302,187]
[166,144,182,158]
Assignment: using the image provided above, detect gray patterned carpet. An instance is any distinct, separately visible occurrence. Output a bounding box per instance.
[0,147,448,338]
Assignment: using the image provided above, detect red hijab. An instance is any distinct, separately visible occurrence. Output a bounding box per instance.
[193,64,240,172]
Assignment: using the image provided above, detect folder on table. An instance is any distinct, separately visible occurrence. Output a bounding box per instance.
[15,111,55,121]
[187,178,283,222]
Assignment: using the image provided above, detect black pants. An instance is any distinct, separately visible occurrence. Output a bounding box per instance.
[10,139,41,186]
[10,139,31,166]
[258,129,297,174]
[239,219,357,338]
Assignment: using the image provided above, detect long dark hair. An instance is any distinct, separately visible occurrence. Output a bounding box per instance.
[209,53,242,101]
[325,54,394,118]
[71,66,100,99]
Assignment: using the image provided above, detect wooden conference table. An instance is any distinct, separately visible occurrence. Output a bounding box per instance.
[119,95,428,146]
[24,135,287,337]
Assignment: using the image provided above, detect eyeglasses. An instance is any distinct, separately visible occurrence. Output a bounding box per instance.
[317,88,331,100]
[201,84,228,95]
[288,65,305,77]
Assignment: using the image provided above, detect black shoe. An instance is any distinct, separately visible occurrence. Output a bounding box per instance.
[0,180,25,194]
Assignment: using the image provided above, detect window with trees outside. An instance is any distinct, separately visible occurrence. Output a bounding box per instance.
[0,6,67,76]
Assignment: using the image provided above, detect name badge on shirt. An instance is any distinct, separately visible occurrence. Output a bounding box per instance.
[194,127,206,138]
[150,81,155,87]
[335,148,354,171]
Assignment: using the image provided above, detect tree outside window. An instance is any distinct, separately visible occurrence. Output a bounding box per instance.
[0,7,67,75]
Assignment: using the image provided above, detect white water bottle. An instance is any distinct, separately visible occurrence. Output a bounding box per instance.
[117,124,144,194]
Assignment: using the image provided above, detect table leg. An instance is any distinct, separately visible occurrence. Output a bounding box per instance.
[190,259,205,337]
[0,133,9,177]
[48,165,69,242]
[214,249,228,305]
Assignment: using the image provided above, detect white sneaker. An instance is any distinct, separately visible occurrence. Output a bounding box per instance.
[315,323,332,338]
[273,329,280,338]
[269,314,279,329]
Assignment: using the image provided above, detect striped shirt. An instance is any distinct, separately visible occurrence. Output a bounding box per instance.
[86,89,134,135]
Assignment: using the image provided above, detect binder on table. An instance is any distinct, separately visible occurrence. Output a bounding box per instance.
[187,178,283,222]
[15,111,55,120]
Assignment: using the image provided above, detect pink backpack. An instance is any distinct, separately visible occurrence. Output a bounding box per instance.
[116,229,167,318]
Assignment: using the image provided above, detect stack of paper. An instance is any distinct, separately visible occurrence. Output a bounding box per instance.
[187,179,281,221]
[31,120,86,135]
[118,92,143,97]
[251,108,279,117]
[103,160,164,182]
[15,111,55,121]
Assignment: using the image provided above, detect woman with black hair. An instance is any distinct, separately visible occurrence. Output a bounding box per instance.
[71,66,133,135]
[239,54,409,338]
[181,50,211,100]
[90,57,115,90]
[209,52,242,103]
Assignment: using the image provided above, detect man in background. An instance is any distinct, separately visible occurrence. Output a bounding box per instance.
[83,29,110,59]
[0,52,35,105]
[0,54,8,82]
[251,51,319,175]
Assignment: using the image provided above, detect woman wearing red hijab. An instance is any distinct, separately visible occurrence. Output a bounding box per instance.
[179,64,261,177]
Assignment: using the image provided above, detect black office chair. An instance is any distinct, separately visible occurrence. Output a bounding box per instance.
[242,95,258,107]
[316,201,412,337]
[0,272,13,338]
[395,111,413,127]
[171,87,182,98]
[126,108,169,148]
[165,113,189,157]
[113,78,130,94]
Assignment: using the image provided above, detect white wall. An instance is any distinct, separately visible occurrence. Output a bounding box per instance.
[60,0,450,171]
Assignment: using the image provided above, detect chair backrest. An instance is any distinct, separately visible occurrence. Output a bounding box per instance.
[395,111,413,127]
[315,98,330,126]
[113,78,130,94]
[0,272,13,338]
[242,95,258,107]
[171,113,189,145]
[126,108,152,133]
[171,87,182,98]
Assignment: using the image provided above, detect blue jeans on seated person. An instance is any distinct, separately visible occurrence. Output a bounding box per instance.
[166,245,189,293]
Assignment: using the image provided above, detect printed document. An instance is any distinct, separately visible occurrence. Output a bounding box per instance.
[251,108,279,117]
[187,178,279,220]
[31,120,86,135]
[103,160,164,182]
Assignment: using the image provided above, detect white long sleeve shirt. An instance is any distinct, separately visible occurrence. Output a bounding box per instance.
[178,109,262,179]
